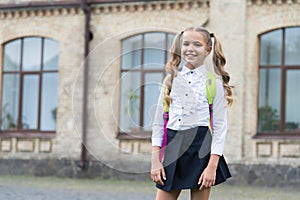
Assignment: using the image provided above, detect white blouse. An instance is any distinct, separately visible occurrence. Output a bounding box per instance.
[151,65,228,156]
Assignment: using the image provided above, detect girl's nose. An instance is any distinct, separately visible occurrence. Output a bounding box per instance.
[187,45,194,52]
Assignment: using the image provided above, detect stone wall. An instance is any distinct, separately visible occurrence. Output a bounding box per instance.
[244,2,300,166]
[87,0,210,171]
[0,0,299,186]
[208,0,247,163]
[0,158,299,188]
[0,6,85,160]
[0,0,67,4]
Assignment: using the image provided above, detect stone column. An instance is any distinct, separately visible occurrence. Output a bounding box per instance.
[209,0,247,162]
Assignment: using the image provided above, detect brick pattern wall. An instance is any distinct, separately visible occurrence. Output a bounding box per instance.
[244,2,300,165]
[86,0,209,165]
[0,6,85,160]
[0,138,52,154]
[0,0,66,4]
[0,0,299,170]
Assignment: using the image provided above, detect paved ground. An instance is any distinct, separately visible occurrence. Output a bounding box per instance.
[0,175,299,200]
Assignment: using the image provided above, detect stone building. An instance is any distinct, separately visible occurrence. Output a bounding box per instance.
[0,0,299,186]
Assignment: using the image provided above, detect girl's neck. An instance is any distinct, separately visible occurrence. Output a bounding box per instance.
[185,63,204,70]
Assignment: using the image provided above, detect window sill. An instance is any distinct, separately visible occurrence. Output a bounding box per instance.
[253,132,300,140]
[0,131,56,138]
[116,131,151,140]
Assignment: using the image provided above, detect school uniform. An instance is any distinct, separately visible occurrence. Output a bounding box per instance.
[152,65,231,192]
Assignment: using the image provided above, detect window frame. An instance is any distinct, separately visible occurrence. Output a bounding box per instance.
[117,32,174,140]
[255,27,300,139]
[0,36,59,139]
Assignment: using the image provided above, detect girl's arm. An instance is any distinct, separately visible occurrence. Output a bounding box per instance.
[199,78,228,189]
[151,80,167,185]
[151,146,166,186]
[151,79,167,148]
[211,78,228,157]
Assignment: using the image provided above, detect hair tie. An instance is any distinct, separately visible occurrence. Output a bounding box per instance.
[210,33,214,38]
[181,31,184,35]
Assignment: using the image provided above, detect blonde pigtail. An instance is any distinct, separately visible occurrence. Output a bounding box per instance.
[163,31,183,108]
[212,34,234,106]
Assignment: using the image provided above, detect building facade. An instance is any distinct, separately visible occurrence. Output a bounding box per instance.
[0,0,299,186]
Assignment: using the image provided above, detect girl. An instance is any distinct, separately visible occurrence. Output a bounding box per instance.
[151,26,233,200]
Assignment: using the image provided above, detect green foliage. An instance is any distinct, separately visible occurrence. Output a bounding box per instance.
[285,121,299,131]
[1,103,29,130]
[124,88,139,116]
[52,107,57,121]
[258,106,280,131]
[258,105,299,131]
[0,103,17,130]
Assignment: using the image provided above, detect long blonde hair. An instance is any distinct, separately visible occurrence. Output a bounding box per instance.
[164,26,233,107]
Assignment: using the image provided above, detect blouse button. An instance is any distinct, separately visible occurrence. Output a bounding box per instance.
[188,81,191,84]
[178,119,181,121]
[191,71,194,74]
[185,94,188,96]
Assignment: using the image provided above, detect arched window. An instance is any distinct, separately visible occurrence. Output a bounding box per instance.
[119,32,175,137]
[258,27,300,134]
[1,37,59,133]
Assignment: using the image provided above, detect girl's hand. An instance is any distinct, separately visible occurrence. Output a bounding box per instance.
[198,165,216,190]
[198,154,220,190]
[151,159,166,186]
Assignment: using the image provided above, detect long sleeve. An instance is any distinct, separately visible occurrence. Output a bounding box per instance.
[211,78,228,156]
[151,81,165,147]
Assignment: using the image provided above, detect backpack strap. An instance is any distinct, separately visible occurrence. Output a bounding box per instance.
[159,111,169,161]
[160,84,170,161]
[206,71,217,132]
[162,86,170,113]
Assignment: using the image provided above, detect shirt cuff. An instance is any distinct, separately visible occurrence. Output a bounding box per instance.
[210,150,223,156]
[151,137,163,147]
[211,142,224,156]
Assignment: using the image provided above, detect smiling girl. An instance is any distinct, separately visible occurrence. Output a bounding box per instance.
[151,26,233,200]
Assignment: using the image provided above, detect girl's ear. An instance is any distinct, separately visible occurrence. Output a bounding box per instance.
[205,46,212,56]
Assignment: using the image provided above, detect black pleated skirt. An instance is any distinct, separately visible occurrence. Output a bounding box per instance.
[156,126,231,192]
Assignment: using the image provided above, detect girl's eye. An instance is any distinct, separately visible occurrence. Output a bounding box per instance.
[195,43,202,46]
[183,42,189,46]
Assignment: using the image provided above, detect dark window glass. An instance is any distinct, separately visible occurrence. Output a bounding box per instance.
[144,33,165,69]
[260,29,282,66]
[22,37,42,71]
[120,32,175,135]
[285,27,300,66]
[1,74,20,130]
[3,39,21,72]
[121,35,142,70]
[258,69,281,132]
[41,73,58,131]
[258,27,300,134]
[22,74,39,129]
[143,73,163,131]
[119,71,141,133]
[285,70,300,131]
[1,37,59,133]
[43,38,59,70]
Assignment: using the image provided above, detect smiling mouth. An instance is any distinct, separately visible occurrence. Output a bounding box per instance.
[186,54,197,58]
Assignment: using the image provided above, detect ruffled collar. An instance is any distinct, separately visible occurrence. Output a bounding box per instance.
[180,64,206,77]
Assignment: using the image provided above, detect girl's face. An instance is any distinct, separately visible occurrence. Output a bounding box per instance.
[181,30,211,69]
